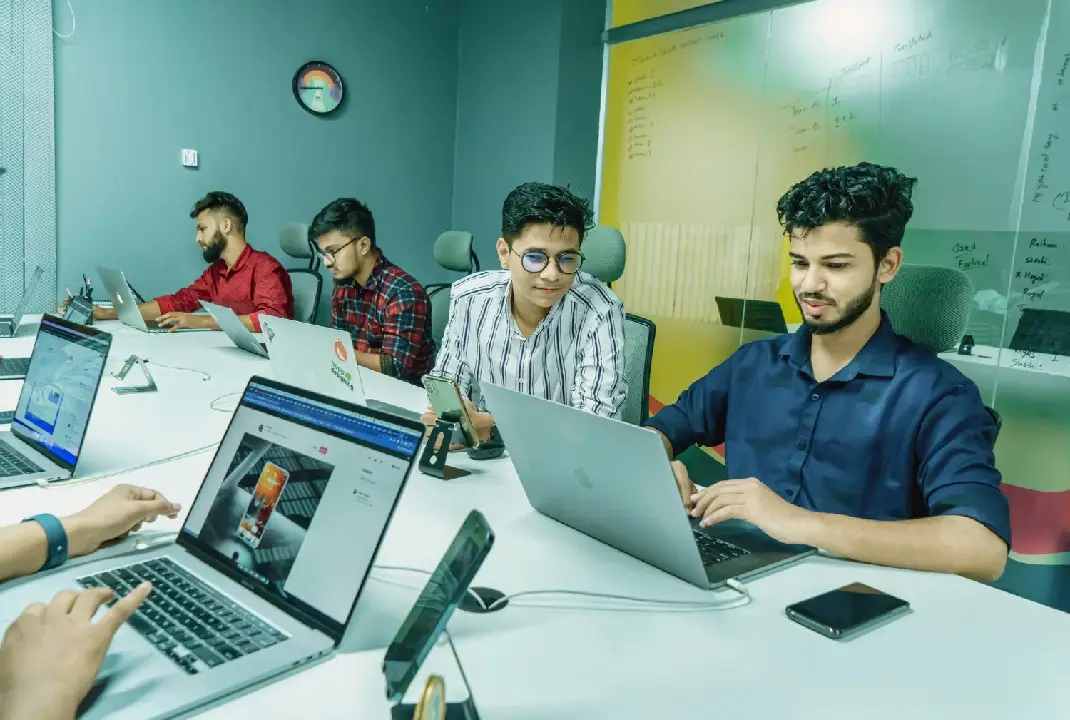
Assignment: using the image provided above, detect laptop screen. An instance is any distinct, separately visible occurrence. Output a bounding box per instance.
[179,377,424,637]
[10,265,45,326]
[11,316,112,470]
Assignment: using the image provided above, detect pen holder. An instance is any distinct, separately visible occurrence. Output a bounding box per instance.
[419,419,471,480]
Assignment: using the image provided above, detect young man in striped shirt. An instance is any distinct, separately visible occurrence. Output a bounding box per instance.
[426,182,628,442]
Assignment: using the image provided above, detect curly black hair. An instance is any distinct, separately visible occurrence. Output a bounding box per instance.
[776,162,917,261]
[501,182,593,245]
[191,191,248,231]
[309,198,377,249]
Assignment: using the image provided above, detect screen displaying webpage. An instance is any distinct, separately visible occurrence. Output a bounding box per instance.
[13,319,109,466]
[182,381,422,625]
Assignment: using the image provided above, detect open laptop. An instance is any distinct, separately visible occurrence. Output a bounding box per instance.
[96,265,209,333]
[201,301,269,358]
[715,296,788,335]
[0,315,112,490]
[0,264,45,339]
[0,265,46,379]
[0,376,425,719]
[259,315,421,423]
[481,383,815,590]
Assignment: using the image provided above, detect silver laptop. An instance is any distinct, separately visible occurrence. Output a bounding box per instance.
[0,265,46,380]
[96,266,209,333]
[0,264,44,339]
[259,315,421,423]
[0,376,425,719]
[201,301,269,357]
[0,315,112,490]
[481,383,815,590]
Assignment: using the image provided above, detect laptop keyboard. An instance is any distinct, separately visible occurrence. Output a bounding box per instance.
[693,531,749,567]
[78,557,288,675]
[0,439,43,477]
[0,358,29,376]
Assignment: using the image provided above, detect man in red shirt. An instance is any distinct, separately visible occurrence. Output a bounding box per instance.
[89,192,294,332]
[310,197,434,385]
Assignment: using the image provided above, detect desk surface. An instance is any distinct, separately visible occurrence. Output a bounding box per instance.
[2,320,1068,719]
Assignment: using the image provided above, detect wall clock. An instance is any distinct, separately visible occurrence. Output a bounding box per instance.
[292,61,344,116]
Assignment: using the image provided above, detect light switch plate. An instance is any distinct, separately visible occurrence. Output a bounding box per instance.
[181,149,199,168]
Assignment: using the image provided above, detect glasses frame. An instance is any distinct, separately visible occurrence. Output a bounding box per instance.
[511,247,585,275]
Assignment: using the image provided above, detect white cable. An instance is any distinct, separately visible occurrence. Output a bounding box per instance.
[142,359,211,382]
[210,391,242,413]
[484,579,750,612]
[54,0,75,39]
[370,565,750,613]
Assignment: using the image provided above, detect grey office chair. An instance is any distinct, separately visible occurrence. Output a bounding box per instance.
[880,263,1002,437]
[278,222,322,324]
[583,226,626,284]
[426,231,480,348]
[622,314,656,425]
[581,225,654,424]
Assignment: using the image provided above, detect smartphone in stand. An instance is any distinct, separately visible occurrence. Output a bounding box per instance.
[422,375,480,447]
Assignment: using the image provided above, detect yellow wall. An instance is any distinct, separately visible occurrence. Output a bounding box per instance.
[611,0,723,27]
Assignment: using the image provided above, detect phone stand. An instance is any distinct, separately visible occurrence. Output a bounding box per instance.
[111,355,158,394]
[419,419,471,480]
[389,631,481,720]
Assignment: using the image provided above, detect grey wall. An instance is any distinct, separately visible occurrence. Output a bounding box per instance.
[452,0,606,265]
[54,0,460,319]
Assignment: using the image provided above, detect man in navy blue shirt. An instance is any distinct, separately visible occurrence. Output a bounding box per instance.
[646,162,1010,582]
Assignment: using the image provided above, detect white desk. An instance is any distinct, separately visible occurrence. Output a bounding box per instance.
[2,324,1069,718]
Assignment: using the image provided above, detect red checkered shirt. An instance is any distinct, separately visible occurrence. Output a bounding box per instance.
[154,245,293,332]
[330,254,434,385]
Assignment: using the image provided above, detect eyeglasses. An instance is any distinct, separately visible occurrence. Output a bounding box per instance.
[312,237,360,265]
[512,248,584,275]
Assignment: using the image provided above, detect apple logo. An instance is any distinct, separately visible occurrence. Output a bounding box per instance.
[575,468,594,489]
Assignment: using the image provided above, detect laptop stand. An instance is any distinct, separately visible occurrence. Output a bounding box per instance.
[389,631,482,720]
[419,419,471,480]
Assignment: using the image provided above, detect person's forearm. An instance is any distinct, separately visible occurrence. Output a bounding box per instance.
[0,686,79,720]
[796,512,1008,582]
[138,300,162,320]
[0,521,49,581]
[0,515,98,582]
[649,427,674,459]
[356,351,383,374]
[94,306,118,321]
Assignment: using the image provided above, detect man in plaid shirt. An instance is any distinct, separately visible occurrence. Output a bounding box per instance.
[309,198,434,385]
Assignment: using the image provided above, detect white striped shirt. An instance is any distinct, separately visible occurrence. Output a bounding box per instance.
[432,270,628,418]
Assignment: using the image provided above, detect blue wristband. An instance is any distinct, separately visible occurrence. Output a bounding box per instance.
[23,513,69,571]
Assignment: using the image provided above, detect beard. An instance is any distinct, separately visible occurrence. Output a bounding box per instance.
[201,230,226,263]
[796,276,877,336]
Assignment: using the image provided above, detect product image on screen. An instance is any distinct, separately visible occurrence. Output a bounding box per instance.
[237,462,292,548]
[196,433,335,591]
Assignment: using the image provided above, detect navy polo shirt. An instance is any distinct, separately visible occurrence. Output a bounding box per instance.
[645,312,1011,545]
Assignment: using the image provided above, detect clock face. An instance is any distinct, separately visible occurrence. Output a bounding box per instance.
[293,61,344,115]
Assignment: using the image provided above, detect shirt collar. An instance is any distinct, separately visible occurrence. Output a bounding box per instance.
[220,244,252,277]
[359,254,389,293]
[780,310,898,380]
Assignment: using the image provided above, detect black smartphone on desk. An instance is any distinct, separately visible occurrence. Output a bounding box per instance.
[786,582,910,640]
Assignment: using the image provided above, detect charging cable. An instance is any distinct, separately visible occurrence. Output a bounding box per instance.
[371,565,751,613]
[209,391,242,413]
[142,359,211,382]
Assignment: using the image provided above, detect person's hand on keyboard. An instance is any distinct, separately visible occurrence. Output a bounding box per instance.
[690,477,811,545]
[63,485,182,558]
[155,312,211,331]
[670,460,699,513]
[0,582,152,720]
